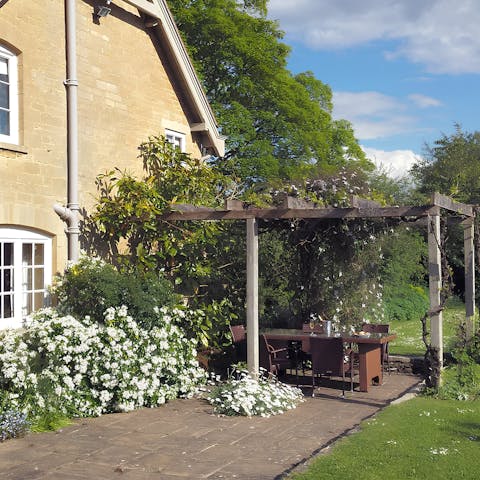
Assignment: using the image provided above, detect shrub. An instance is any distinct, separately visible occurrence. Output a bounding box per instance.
[0,306,207,419]
[437,324,480,401]
[383,284,429,322]
[207,369,304,417]
[437,364,480,401]
[52,256,177,328]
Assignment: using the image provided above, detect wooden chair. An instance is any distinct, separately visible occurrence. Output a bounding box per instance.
[299,322,325,374]
[362,323,390,373]
[310,336,354,397]
[230,324,246,343]
[260,334,292,377]
[229,324,247,362]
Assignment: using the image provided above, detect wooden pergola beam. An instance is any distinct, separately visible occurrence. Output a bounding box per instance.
[160,204,439,221]
[431,192,474,216]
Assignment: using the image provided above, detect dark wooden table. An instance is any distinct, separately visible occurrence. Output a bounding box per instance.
[263,329,396,392]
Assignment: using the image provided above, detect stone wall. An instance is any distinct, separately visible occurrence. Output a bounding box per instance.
[0,0,202,272]
[389,355,425,375]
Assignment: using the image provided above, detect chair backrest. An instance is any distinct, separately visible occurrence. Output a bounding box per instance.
[362,323,389,334]
[259,334,276,373]
[302,322,324,334]
[310,337,345,376]
[229,324,246,343]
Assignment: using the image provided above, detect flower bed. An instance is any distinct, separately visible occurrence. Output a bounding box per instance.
[207,369,304,417]
[0,306,207,420]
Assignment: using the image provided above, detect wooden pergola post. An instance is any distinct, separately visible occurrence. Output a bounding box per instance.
[428,213,443,370]
[463,217,476,338]
[246,217,259,376]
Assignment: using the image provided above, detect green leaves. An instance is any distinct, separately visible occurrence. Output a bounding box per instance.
[168,0,369,190]
[411,125,480,204]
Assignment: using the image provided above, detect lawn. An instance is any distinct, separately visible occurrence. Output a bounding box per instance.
[389,297,468,356]
[290,298,479,480]
[290,396,480,480]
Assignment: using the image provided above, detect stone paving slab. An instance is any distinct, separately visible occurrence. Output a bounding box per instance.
[0,373,421,480]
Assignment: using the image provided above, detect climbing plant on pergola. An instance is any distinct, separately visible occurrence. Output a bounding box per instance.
[159,192,476,383]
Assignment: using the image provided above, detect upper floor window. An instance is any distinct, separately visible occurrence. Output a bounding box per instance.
[0,45,19,145]
[165,129,186,153]
[0,228,52,329]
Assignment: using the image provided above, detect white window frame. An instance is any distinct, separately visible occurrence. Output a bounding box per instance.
[0,228,52,329]
[165,129,186,152]
[0,45,19,145]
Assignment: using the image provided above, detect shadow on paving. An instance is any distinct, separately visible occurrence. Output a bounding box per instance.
[0,373,421,480]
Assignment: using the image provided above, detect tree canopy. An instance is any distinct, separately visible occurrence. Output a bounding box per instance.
[168,0,373,191]
[411,124,480,204]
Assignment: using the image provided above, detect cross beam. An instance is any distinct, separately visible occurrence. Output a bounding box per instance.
[159,204,439,221]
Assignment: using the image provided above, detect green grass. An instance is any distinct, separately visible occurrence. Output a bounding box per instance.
[290,397,480,480]
[389,298,467,356]
[30,410,72,432]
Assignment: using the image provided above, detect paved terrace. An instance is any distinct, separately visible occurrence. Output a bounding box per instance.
[0,373,421,480]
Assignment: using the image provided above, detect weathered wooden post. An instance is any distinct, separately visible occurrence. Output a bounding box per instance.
[428,213,443,379]
[246,217,259,376]
[463,217,476,338]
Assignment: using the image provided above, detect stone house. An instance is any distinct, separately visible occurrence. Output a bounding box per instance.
[0,0,224,328]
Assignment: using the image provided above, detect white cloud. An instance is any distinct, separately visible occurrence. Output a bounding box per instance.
[362,146,422,178]
[268,0,480,74]
[408,94,442,108]
[333,91,416,140]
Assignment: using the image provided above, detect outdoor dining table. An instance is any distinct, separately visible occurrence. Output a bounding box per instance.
[263,328,397,392]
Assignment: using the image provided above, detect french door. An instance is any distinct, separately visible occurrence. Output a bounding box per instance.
[0,228,52,329]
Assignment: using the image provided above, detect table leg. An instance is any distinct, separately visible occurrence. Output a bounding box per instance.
[357,343,383,392]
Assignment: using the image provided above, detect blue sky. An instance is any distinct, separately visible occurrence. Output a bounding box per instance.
[267,0,480,177]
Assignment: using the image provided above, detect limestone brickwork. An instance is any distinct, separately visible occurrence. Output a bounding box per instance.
[0,0,205,273]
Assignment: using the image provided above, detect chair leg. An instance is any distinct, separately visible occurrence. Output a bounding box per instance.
[312,372,315,397]
[350,355,354,392]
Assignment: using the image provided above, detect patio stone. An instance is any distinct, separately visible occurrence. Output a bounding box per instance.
[0,373,421,479]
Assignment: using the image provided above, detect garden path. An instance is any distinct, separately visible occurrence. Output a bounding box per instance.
[0,373,420,480]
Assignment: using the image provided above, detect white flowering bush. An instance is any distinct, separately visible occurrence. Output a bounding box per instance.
[0,305,207,419]
[207,369,304,417]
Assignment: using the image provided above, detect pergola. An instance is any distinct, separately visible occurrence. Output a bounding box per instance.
[160,192,476,375]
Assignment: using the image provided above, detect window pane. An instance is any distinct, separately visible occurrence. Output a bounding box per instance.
[0,82,9,109]
[34,292,44,310]
[34,244,44,265]
[23,292,32,316]
[3,295,13,318]
[34,267,44,290]
[0,58,7,79]
[3,243,13,266]
[22,244,32,265]
[0,109,9,135]
[3,269,13,292]
[23,268,32,290]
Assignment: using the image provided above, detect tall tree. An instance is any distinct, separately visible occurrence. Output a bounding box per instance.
[411,125,480,300]
[411,124,480,204]
[168,0,372,190]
